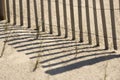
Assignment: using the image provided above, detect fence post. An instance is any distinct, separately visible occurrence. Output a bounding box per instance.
[85,0,92,44]
[6,0,10,23]
[63,0,68,38]
[70,0,75,40]
[19,0,23,26]
[78,0,83,42]
[40,0,45,32]
[13,0,16,25]
[93,0,99,46]
[55,0,61,36]
[48,0,53,34]
[0,0,6,20]
[109,0,118,50]
[34,0,39,39]
[100,0,109,49]
[26,0,31,28]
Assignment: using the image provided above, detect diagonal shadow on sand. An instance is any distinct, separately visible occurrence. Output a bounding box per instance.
[0,24,120,75]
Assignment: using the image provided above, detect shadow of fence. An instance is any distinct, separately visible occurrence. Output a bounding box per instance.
[0,25,120,75]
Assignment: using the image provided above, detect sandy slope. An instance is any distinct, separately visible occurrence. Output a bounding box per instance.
[0,22,120,80]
